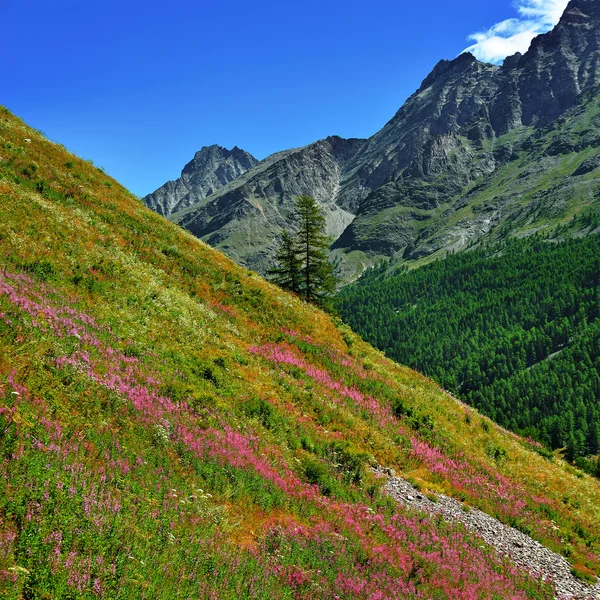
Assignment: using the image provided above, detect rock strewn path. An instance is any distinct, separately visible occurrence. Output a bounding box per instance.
[376,468,600,600]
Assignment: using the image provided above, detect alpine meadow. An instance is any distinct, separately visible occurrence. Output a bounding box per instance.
[2,0,600,598]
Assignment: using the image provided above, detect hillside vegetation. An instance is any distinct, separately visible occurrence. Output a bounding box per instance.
[1,107,600,598]
[337,233,600,472]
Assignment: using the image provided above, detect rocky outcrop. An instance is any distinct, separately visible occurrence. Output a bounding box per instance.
[143,145,258,216]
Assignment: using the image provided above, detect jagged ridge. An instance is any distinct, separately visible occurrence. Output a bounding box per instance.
[143,144,259,216]
[145,0,600,283]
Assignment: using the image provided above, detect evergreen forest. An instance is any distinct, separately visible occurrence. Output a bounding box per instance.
[337,227,600,472]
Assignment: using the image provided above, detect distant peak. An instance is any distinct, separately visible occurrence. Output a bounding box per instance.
[456,51,478,63]
[230,145,255,158]
[417,53,480,93]
[192,145,254,160]
[179,145,257,179]
[196,144,225,154]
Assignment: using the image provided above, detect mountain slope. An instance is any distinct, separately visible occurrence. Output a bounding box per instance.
[146,0,600,283]
[171,136,365,274]
[143,144,258,216]
[337,232,600,468]
[1,107,600,598]
[335,86,600,266]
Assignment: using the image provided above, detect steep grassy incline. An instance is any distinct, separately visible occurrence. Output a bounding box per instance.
[0,107,599,599]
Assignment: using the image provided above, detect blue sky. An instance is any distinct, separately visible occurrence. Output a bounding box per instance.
[2,0,568,197]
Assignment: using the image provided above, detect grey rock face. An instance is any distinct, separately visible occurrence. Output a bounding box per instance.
[170,136,366,275]
[147,0,600,281]
[143,145,259,216]
[337,53,500,210]
[515,0,600,127]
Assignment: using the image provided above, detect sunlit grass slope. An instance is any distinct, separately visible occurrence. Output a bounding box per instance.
[0,106,598,598]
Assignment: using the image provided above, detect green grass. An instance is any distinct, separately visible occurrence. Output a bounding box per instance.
[0,105,597,598]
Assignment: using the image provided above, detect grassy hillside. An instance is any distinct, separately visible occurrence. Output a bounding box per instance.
[337,234,600,471]
[0,106,599,598]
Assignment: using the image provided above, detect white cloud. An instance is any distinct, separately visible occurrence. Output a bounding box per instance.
[463,0,570,64]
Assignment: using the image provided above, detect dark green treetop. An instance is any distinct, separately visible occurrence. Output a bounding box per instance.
[267,230,302,295]
[269,195,334,305]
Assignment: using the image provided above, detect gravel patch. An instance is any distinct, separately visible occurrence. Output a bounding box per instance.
[375,467,600,599]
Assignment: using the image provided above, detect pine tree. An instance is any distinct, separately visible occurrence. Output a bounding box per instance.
[295,195,334,303]
[565,430,586,462]
[267,231,302,294]
[268,195,335,305]
[586,420,600,455]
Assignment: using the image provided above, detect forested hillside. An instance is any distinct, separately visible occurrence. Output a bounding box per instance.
[337,229,600,469]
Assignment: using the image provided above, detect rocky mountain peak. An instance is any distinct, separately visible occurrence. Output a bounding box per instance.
[417,52,480,93]
[143,144,258,216]
[182,145,256,176]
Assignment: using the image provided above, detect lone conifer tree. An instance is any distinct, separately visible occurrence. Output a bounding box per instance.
[267,230,302,294]
[268,195,335,304]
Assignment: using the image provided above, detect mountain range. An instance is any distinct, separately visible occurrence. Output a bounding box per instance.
[143,0,600,283]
